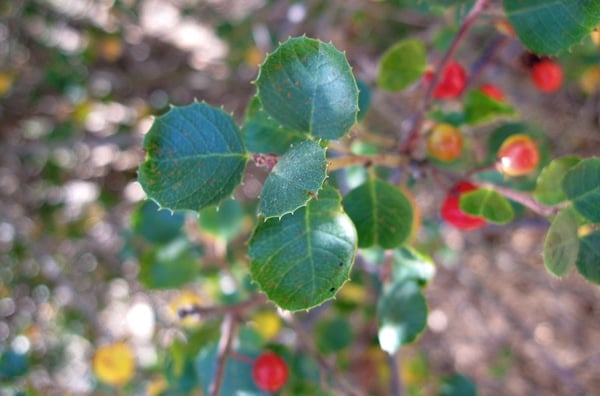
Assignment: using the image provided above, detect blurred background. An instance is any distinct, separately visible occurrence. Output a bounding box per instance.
[0,0,599,395]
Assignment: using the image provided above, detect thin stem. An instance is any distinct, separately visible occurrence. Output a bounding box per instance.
[209,313,239,396]
[467,34,510,86]
[178,293,268,319]
[387,352,403,396]
[399,0,491,154]
[328,153,408,172]
[477,181,559,218]
[281,312,366,396]
[351,125,398,147]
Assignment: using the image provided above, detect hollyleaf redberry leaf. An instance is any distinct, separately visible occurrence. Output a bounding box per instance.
[138,102,247,212]
[242,96,307,155]
[258,140,327,219]
[256,36,359,140]
[459,188,514,224]
[139,239,200,289]
[198,198,244,242]
[576,231,600,284]
[504,0,600,55]
[534,156,581,205]
[392,247,436,287]
[439,374,477,396]
[343,178,414,249]
[131,200,185,244]
[463,89,517,125]
[543,207,579,278]
[377,280,427,354]
[561,157,600,223]
[441,181,486,231]
[377,38,427,91]
[249,186,357,311]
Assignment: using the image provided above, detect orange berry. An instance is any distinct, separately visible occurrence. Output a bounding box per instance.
[426,124,463,162]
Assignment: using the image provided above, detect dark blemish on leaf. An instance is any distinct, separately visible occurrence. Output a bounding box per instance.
[338,262,343,267]
[330,288,335,292]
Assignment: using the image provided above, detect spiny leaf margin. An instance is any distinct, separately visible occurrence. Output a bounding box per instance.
[248,185,358,311]
[255,36,359,140]
[138,101,248,212]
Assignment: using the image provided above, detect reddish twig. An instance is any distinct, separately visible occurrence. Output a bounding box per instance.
[328,153,408,172]
[399,0,491,154]
[387,351,403,396]
[209,313,239,396]
[281,312,366,396]
[476,181,560,218]
[178,293,268,319]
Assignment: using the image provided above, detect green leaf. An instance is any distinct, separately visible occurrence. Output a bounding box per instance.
[463,90,517,125]
[256,36,359,140]
[543,208,579,277]
[139,238,200,289]
[504,0,600,55]
[377,39,427,91]
[377,280,428,354]
[131,199,185,244]
[343,178,414,249]
[460,188,514,224]
[357,79,372,120]
[198,198,244,241]
[249,186,357,311]
[165,348,199,393]
[0,349,29,380]
[242,96,307,155]
[438,374,477,396]
[316,317,354,353]
[426,110,466,127]
[562,157,600,222]
[534,156,581,205]
[577,230,600,284]
[392,247,436,287]
[195,344,267,396]
[258,140,327,219]
[138,102,247,212]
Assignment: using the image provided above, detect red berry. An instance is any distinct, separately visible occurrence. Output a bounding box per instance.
[426,123,463,162]
[496,134,540,177]
[479,83,505,101]
[252,352,288,392]
[423,61,467,99]
[531,60,563,93]
[441,181,486,231]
